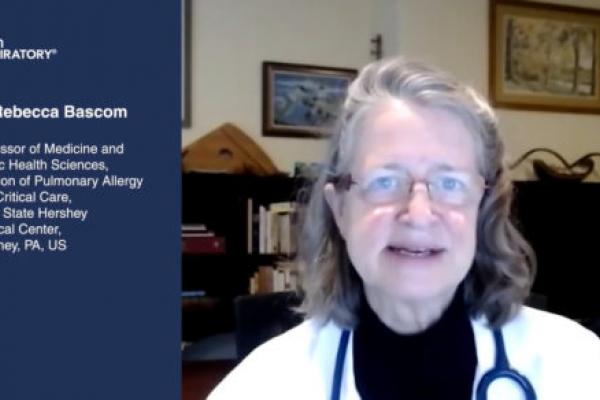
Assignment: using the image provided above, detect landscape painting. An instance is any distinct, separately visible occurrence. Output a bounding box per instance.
[490,0,600,113]
[263,62,357,137]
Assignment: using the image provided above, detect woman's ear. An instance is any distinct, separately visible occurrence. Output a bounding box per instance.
[324,182,346,239]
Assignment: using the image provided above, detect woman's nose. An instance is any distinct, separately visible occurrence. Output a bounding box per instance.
[398,183,438,227]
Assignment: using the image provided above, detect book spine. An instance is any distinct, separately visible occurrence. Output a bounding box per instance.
[259,205,266,254]
[247,197,253,254]
[182,236,226,254]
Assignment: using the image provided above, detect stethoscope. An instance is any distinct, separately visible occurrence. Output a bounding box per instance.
[330,328,537,400]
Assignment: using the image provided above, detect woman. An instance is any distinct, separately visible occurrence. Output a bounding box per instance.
[209,58,600,399]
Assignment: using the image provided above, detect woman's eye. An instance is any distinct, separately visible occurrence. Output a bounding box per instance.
[439,176,465,192]
[368,176,397,191]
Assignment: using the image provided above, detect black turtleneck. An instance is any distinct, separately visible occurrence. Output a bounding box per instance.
[353,289,477,399]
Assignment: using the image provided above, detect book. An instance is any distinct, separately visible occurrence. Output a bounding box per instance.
[267,209,278,253]
[259,205,267,254]
[182,223,209,232]
[249,263,300,294]
[246,198,253,254]
[269,201,295,214]
[182,236,225,254]
[265,201,298,254]
[277,261,299,291]
[181,290,206,298]
[182,223,215,238]
[181,232,215,238]
[273,269,286,292]
[256,265,274,294]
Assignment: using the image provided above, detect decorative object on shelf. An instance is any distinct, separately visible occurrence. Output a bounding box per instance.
[489,0,600,114]
[509,148,600,182]
[181,123,280,175]
[293,161,323,181]
[262,61,357,138]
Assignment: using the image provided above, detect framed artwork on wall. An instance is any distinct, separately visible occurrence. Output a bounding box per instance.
[489,0,600,113]
[262,61,357,138]
[182,0,191,127]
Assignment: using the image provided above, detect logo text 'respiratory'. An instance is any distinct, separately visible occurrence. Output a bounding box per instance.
[0,38,58,60]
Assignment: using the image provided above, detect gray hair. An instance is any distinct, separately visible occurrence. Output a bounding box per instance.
[296,57,536,328]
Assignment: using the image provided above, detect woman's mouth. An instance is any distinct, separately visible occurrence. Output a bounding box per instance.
[386,246,445,258]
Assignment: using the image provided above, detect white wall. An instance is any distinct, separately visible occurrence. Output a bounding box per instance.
[184,0,600,179]
[182,0,376,173]
[386,0,600,180]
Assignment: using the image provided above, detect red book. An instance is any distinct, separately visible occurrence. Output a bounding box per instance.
[182,236,226,254]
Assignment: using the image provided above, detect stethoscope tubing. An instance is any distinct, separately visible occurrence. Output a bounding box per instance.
[330,328,536,400]
[475,329,536,400]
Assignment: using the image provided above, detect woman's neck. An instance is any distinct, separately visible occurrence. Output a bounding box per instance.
[363,286,458,334]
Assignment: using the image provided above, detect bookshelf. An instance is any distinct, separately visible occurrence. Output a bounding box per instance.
[181,172,302,343]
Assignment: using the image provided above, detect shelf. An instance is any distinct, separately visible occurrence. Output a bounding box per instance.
[182,296,219,311]
[181,172,301,341]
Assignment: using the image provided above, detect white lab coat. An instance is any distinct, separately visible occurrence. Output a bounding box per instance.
[208,306,600,399]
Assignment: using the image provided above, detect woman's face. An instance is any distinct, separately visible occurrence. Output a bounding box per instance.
[327,100,484,309]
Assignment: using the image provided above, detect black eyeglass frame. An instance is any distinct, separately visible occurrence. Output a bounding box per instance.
[328,172,491,198]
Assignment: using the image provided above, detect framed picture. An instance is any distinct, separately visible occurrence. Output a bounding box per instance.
[262,62,357,138]
[182,0,191,127]
[490,0,600,113]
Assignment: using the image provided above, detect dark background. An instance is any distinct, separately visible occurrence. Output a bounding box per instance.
[0,1,180,398]
[513,181,600,321]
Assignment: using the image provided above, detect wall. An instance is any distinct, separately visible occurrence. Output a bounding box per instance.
[183,0,600,179]
[182,0,375,173]
[387,0,600,180]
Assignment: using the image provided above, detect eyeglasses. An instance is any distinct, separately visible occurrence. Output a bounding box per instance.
[331,168,487,208]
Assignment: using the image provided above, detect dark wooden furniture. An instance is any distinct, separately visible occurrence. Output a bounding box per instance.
[182,360,236,400]
[182,172,302,342]
[512,181,600,321]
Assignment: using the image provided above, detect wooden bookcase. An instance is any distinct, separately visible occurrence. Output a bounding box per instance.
[181,172,302,342]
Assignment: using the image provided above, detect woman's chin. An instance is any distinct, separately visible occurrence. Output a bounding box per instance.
[370,265,459,305]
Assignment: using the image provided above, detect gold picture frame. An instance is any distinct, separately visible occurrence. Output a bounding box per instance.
[262,61,357,138]
[490,0,600,113]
